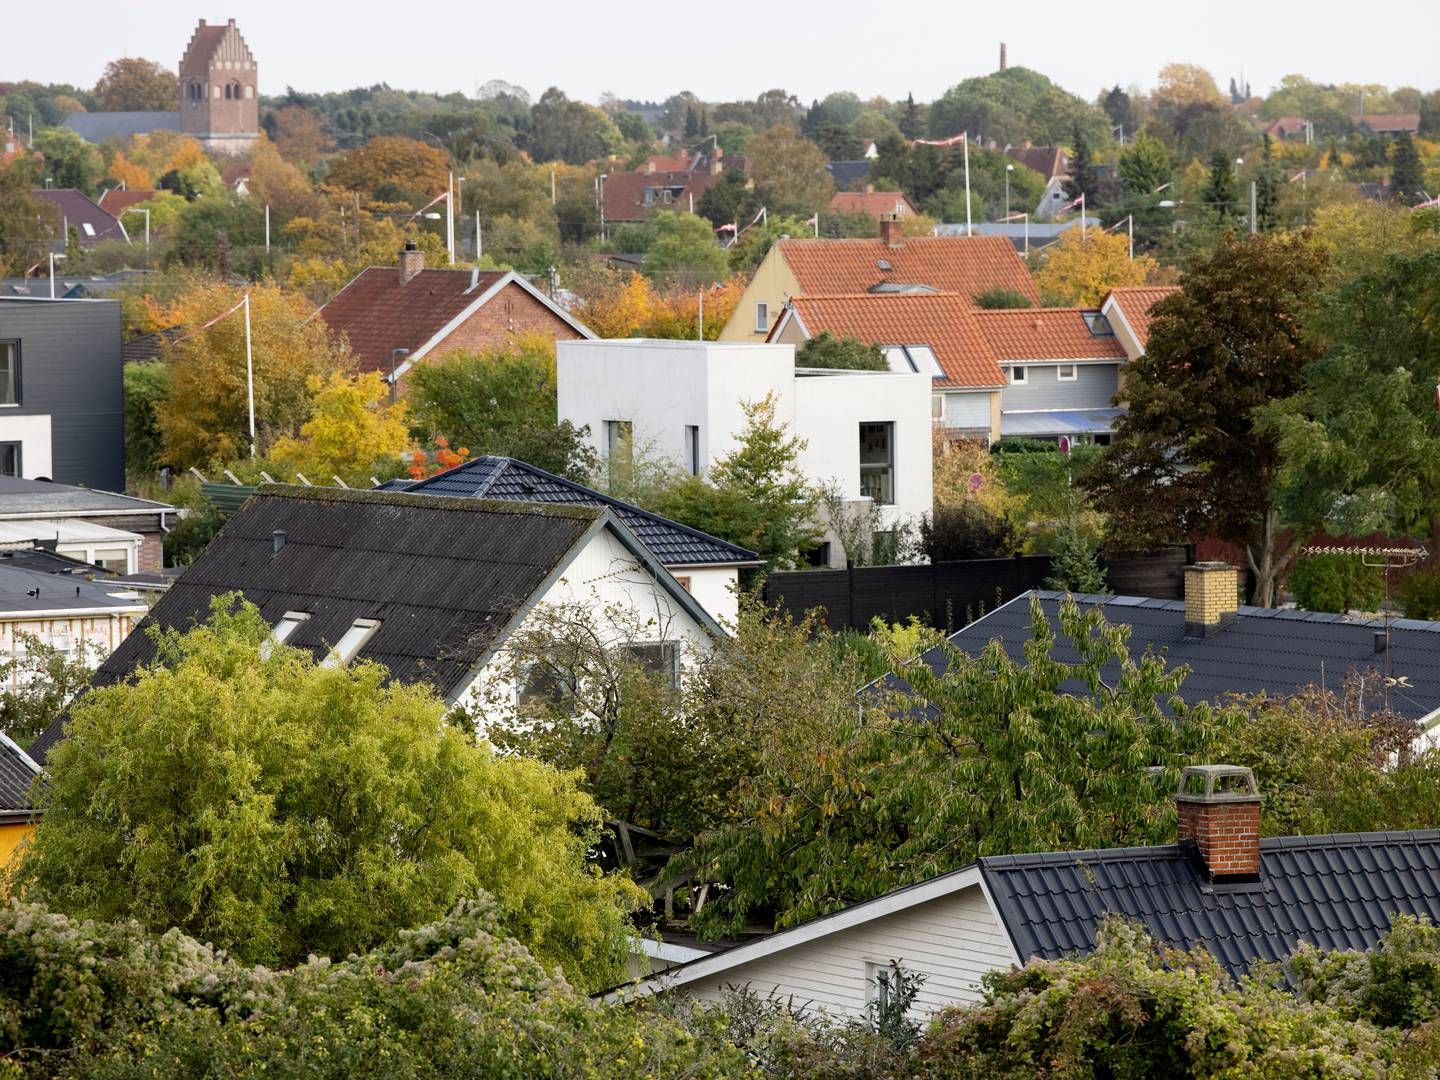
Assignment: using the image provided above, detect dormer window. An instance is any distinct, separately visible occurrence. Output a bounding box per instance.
[321,618,381,668]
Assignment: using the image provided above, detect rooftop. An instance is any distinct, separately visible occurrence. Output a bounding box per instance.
[776,235,1041,306]
[974,308,1128,362]
[30,189,128,245]
[1101,285,1181,350]
[0,733,41,817]
[0,478,173,518]
[0,562,146,616]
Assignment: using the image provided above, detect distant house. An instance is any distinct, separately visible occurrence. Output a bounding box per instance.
[315,243,595,389]
[613,767,1440,1016]
[1262,116,1311,142]
[31,190,128,247]
[1,732,42,874]
[96,189,159,216]
[828,189,919,222]
[1352,113,1420,137]
[600,152,736,224]
[719,219,1041,342]
[1004,143,1069,182]
[383,455,760,626]
[0,561,148,684]
[556,339,933,568]
[0,478,174,574]
[0,297,129,490]
[28,485,722,764]
[1101,285,1180,361]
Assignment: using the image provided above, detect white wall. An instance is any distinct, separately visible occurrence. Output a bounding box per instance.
[670,565,738,630]
[0,414,53,479]
[674,885,1015,1018]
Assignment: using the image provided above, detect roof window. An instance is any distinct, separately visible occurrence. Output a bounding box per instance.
[261,610,310,659]
[1081,311,1114,336]
[320,618,382,668]
[883,345,943,377]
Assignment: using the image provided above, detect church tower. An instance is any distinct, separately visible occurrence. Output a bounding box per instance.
[178,18,259,155]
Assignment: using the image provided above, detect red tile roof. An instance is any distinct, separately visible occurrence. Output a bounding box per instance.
[782,292,1003,388]
[1352,113,1420,134]
[828,190,919,221]
[180,22,230,76]
[972,308,1128,361]
[602,169,722,223]
[1263,117,1309,139]
[97,189,158,215]
[776,235,1042,305]
[1102,286,1180,349]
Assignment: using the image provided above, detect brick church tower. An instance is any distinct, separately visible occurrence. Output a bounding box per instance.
[178,18,259,155]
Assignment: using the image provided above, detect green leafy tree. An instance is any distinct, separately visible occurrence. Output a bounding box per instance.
[972,286,1032,309]
[93,57,177,111]
[1254,133,1283,231]
[899,92,922,138]
[0,633,96,751]
[1065,122,1099,203]
[527,87,623,165]
[1117,131,1172,196]
[1202,148,1238,218]
[13,596,643,988]
[1085,233,1330,605]
[122,360,169,478]
[643,211,730,285]
[0,164,56,276]
[929,67,1113,147]
[745,125,835,217]
[31,127,104,193]
[1045,527,1107,593]
[406,336,598,482]
[795,332,887,370]
[695,167,759,229]
[1390,132,1425,205]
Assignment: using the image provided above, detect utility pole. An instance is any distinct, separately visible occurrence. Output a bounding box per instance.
[243,293,256,458]
[1249,181,1257,234]
[445,171,456,265]
[264,204,270,253]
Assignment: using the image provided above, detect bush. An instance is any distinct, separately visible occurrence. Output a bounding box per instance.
[1287,553,1384,613]
[1400,568,1440,620]
[1045,527,1107,593]
[972,286,1032,309]
[919,503,1020,561]
[795,332,888,371]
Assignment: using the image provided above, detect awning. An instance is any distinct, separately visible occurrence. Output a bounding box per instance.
[1001,408,1125,438]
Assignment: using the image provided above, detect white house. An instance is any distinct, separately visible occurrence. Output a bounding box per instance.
[556,340,933,568]
[0,562,148,690]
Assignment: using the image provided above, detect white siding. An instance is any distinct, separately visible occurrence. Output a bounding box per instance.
[942,391,992,429]
[669,565,739,630]
[678,885,1014,1018]
[0,414,53,479]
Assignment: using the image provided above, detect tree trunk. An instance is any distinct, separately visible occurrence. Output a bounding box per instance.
[1248,507,1306,608]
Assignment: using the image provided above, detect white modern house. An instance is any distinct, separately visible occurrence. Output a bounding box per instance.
[556,340,933,568]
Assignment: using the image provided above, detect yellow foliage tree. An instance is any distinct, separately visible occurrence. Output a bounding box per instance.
[574,272,655,337]
[246,132,320,221]
[269,371,412,484]
[1309,198,1436,283]
[932,427,1017,518]
[570,270,746,340]
[326,136,451,201]
[1033,228,1157,307]
[106,151,152,190]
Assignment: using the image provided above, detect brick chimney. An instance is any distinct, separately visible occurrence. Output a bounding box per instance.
[1175,765,1262,880]
[879,213,905,248]
[398,241,424,285]
[1183,561,1239,638]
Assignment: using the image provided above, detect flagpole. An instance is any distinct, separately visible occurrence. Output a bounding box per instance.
[963,133,972,236]
[1080,193,1086,239]
[244,293,256,458]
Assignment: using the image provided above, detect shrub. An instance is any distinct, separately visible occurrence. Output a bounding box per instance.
[1287,553,1384,613]
[1400,568,1440,620]
[1045,527,1107,593]
[919,502,1020,561]
[972,286,1032,309]
[795,332,888,371]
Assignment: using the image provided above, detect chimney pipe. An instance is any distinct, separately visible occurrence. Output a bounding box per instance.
[1374,629,1389,654]
[879,213,905,249]
[398,241,424,285]
[1175,765,1262,881]
[272,529,287,554]
[1183,562,1239,638]
[1000,42,1008,71]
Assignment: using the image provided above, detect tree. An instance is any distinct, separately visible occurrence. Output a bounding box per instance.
[1084,233,1330,605]
[326,135,451,202]
[1254,133,1283,231]
[244,131,320,223]
[122,359,169,477]
[0,164,56,276]
[1202,148,1238,218]
[929,68,1112,148]
[899,92,922,139]
[270,105,334,165]
[1390,132,1425,205]
[1032,227,1155,306]
[0,633,95,751]
[643,211,730,285]
[14,596,644,987]
[795,332,887,370]
[1101,85,1137,137]
[527,87,623,165]
[155,282,353,467]
[1154,62,1228,110]
[919,502,1020,561]
[745,125,835,216]
[31,127,104,193]
[405,335,598,482]
[268,371,412,485]
[93,57,177,111]
[1117,131,1171,196]
[696,167,759,229]
[1065,122,1099,203]
[972,286,1032,309]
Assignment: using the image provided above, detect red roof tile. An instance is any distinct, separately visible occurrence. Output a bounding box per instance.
[1352,113,1420,133]
[1102,286,1180,349]
[782,292,1003,388]
[777,235,1041,305]
[602,169,722,223]
[828,191,919,221]
[972,308,1128,361]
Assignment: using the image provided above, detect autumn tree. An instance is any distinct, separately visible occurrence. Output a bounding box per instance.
[1032,227,1155,306]
[1084,233,1330,605]
[244,131,320,222]
[0,166,55,276]
[745,124,835,216]
[269,105,334,165]
[526,87,623,165]
[268,371,412,485]
[155,282,354,467]
[93,57,178,112]
[326,135,451,202]
[105,150,152,190]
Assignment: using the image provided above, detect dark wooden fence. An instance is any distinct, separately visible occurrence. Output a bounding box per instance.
[762,546,1193,633]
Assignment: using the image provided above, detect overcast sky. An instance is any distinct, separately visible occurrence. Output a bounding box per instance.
[7,1,1437,106]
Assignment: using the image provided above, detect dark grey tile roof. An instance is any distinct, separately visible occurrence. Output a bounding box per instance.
[62,112,180,143]
[386,457,759,568]
[826,160,871,190]
[0,734,41,815]
[0,477,174,516]
[0,564,146,615]
[936,591,1440,724]
[980,830,1440,978]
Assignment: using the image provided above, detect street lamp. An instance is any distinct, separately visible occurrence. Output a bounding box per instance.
[121,207,150,268]
[1005,163,1014,221]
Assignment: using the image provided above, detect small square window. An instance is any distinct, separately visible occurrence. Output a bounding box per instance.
[755,302,769,333]
[1009,366,1027,384]
[1057,364,1077,381]
[621,642,680,689]
[0,443,20,477]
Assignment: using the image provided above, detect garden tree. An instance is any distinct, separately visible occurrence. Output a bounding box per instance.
[31,127,104,193]
[1045,528,1107,592]
[268,371,412,485]
[919,502,1020,561]
[122,360,169,477]
[0,166,55,276]
[1065,123,1099,202]
[1032,227,1155,306]
[680,597,1229,935]
[695,166,759,229]
[1202,148,1238,217]
[1117,131,1172,195]
[971,285,1030,309]
[527,87,623,165]
[14,596,644,987]
[811,122,865,161]
[795,332,887,370]
[898,91,922,138]
[653,393,822,571]
[1154,62,1228,110]
[745,124,835,216]
[932,430,1016,517]
[168,194,266,272]
[93,57,177,111]
[724,214,818,273]
[1308,198,1434,283]
[122,130,214,192]
[1253,133,1283,231]
[994,440,1105,551]
[1084,233,1330,606]
[1263,247,1440,551]
[1390,132,1425,204]
[851,109,903,147]
[269,104,334,164]
[326,135,451,202]
[0,634,95,751]
[243,132,320,223]
[105,149,152,189]
[405,335,598,482]
[611,110,652,144]
[567,267,743,341]
[155,282,353,467]
[644,211,730,285]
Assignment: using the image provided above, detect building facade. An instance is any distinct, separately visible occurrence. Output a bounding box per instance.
[178,19,259,155]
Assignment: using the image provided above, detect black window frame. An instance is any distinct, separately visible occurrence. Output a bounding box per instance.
[858,421,896,506]
[0,340,20,406]
[0,442,21,478]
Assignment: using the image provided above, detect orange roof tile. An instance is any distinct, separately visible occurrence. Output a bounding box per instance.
[782,292,1003,388]
[828,190,919,221]
[1102,286,1180,349]
[776,235,1041,306]
[973,308,1128,361]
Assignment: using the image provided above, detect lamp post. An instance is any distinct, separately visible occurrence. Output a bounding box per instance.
[121,207,150,268]
[1005,163,1013,222]
[597,173,608,243]
[48,252,65,299]
[456,176,468,256]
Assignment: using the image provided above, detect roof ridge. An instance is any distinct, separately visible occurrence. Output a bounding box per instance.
[254,483,602,520]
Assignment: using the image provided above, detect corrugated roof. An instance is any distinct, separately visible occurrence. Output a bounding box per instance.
[981,830,1440,978]
[784,292,1003,389]
[777,235,1041,305]
[390,457,759,567]
[1102,286,1180,350]
[0,733,41,815]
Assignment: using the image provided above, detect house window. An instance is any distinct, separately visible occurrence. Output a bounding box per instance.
[606,420,633,484]
[684,425,700,475]
[518,663,575,713]
[320,618,382,668]
[754,302,769,333]
[621,641,679,689]
[1057,364,1077,381]
[89,547,130,573]
[806,541,832,568]
[673,575,692,593]
[931,395,944,421]
[1009,366,1027,384]
[261,611,311,659]
[0,443,19,478]
[0,343,17,404]
[859,422,894,505]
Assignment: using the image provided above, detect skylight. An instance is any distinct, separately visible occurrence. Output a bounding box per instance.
[261,611,310,659]
[1082,311,1115,336]
[883,344,944,377]
[320,618,381,668]
[868,282,938,294]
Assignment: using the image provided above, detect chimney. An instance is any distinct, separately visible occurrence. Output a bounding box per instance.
[1183,561,1239,638]
[272,530,287,555]
[398,241,424,285]
[1175,765,1262,881]
[1374,629,1389,654]
[864,183,875,195]
[999,42,1008,71]
[879,213,905,248]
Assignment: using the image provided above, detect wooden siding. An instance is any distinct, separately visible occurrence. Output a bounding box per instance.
[680,886,1014,1017]
[1000,362,1118,412]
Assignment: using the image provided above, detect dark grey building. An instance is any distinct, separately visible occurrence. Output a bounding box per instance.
[0,297,124,491]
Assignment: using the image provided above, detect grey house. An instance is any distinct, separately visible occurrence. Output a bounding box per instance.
[0,297,125,491]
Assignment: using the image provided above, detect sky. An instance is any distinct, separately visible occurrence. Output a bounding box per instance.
[6,0,1438,106]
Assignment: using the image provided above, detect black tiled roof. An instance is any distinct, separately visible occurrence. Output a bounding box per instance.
[386,457,758,568]
[980,830,1440,978]
[936,591,1440,725]
[0,734,41,815]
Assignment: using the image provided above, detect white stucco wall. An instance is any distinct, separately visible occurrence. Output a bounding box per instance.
[0,608,145,688]
[0,414,53,479]
[669,565,739,630]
